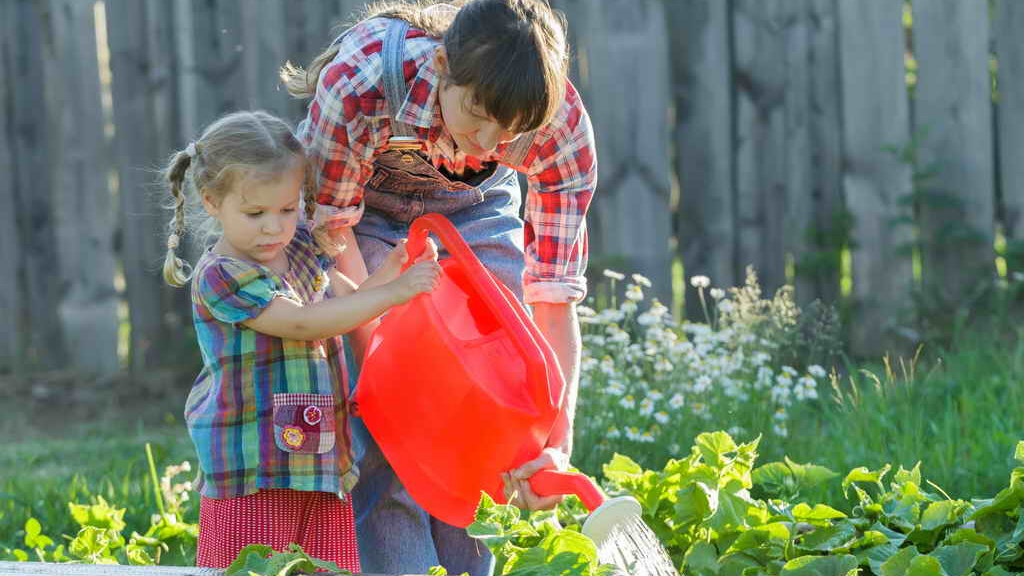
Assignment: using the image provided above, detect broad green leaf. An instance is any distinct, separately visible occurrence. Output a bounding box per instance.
[751,462,794,496]
[685,541,721,576]
[970,469,1024,521]
[981,566,1013,576]
[929,543,988,576]
[225,544,274,576]
[697,432,739,468]
[786,457,839,489]
[779,554,858,576]
[843,465,891,496]
[675,482,716,527]
[1014,442,1024,464]
[792,503,847,524]
[68,497,127,533]
[920,501,970,532]
[11,549,28,562]
[604,453,644,484]
[880,546,920,576]
[943,528,995,549]
[856,539,902,574]
[905,555,947,576]
[798,522,859,553]
[727,523,791,555]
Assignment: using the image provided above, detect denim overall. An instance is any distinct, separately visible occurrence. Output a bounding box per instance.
[348,19,532,576]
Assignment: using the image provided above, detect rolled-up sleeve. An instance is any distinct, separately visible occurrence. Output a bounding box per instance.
[299,65,376,228]
[521,87,597,305]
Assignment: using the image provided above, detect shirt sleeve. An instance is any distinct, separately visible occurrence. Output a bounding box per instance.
[196,259,283,325]
[300,64,379,228]
[521,85,597,305]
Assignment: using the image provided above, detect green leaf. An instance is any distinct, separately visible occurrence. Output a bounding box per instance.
[981,566,1013,576]
[68,497,127,533]
[685,541,721,576]
[675,482,716,527]
[905,555,947,576]
[225,544,274,576]
[604,453,644,484]
[11,549,28,562]
[792,503,847,524]
[880,546,920,576]
[798,522,859,553]
[920,501,970,532]
[843,465,891,496]
[943,528,994,549]
[929,543,988,576]
[779,554,859,576]
[697,432,739,469]
[894,464,923,488]
[1014,442,1024,464]
[727,523,791,555]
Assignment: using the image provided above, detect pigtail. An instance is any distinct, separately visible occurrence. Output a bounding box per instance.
[163,149,194,287]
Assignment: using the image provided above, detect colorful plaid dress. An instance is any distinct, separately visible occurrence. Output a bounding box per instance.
[185,223,358,499]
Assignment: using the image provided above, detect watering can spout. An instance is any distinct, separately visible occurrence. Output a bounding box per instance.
[529,470,643,548]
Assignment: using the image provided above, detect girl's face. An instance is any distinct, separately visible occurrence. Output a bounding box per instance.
[435,50,520,157]
[203,156,304,267]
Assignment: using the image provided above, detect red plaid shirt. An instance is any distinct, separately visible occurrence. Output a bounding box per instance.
[297,18,597,304]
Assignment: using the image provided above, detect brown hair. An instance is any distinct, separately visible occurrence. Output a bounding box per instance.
[281,0,569,133]
[162,110,328,287]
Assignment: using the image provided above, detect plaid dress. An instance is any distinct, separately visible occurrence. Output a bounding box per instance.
[185,224,357,500]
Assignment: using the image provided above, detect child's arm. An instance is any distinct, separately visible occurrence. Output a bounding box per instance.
[242,259,440,341]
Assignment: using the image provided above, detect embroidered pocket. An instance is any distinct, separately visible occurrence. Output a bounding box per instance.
[272,394,336,454]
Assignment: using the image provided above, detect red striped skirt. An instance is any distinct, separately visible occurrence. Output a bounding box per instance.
[196,489,360,572]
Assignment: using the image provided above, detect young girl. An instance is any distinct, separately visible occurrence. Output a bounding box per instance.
[282,1,596,574]
[162,110,440,570]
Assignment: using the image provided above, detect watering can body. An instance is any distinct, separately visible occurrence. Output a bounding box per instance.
[355,213,567,528]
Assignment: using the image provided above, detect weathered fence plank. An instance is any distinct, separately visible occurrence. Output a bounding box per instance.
[106,0,190,371]
[240,0,289,117]
[733,0,788,295]
[7,0,66,369]
[668,0,736,317]
[568,0,674,302]
[49,0,120,374]
[838,0,914,354]
[996,0,1024,274]
[803,0,844,306]
[914,0,995,304]
[0,1,21,370]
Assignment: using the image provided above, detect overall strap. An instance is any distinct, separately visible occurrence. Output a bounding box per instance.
[381,19,422,150]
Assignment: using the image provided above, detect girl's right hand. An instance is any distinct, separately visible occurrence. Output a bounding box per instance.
[389,260,442,303]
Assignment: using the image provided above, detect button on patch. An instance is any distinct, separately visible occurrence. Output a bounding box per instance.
[281,426,306,449]
[303,405,323,426]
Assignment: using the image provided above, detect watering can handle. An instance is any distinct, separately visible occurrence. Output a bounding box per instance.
[528,469,606,513]
[403,214,555,408]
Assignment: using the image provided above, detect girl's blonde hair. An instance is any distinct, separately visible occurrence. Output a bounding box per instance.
[281,0,569,133]
[162,110,329,287]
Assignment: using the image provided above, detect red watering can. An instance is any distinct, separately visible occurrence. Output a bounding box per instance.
[357,214,629,528]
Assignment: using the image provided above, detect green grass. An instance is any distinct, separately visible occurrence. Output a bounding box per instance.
[0,420,195,551]
[767,330,1024,503]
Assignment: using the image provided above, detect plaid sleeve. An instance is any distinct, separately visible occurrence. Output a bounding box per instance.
[302,64,379,227]
[521,85,597,305]
[196,260,282,324]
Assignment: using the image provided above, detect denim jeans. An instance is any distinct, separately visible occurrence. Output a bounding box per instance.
[348,149,525,576]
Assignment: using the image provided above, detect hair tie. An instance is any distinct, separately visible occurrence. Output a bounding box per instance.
[185,142,199,159]
[167,233,181,250]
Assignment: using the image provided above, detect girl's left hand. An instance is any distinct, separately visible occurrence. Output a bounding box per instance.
[503,447,570,511]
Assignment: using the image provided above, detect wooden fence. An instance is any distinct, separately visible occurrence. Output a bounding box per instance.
[0,0,1017,374]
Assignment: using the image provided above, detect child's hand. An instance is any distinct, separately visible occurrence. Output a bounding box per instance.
[368,238,440,286]
[388,260,442,303]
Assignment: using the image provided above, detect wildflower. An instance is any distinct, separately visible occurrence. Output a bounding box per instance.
[607,427,622,439]
[718,300,735,314]
[609,329,630,345]
[649,389,664,401]
[690,275,711,289]
[694,375,712,393]
[631,273,652,287]
[710,288,725,300]
[639,398,655,416]
[654,411,670,424]
[621,300,638,314]
[607,380,626,396]
[772,423,788,437]
[808,364,827,378]
[727,426,745,438]
[625,283,644,301]
[640,430,656,443]
[603,270,626,281]
[781,366,798,377]
[655,358,674,373]
[600,356,616,376]
[669,393,685,409]
[637,312,658,326]
[619,395,636,409]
